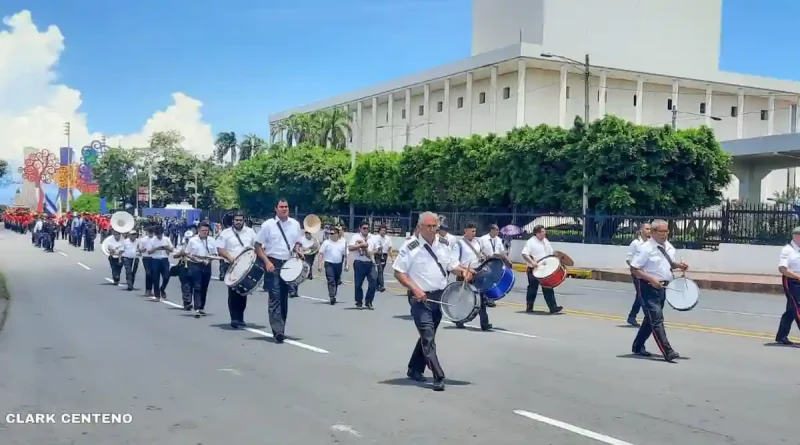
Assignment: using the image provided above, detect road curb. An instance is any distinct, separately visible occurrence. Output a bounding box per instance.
[585,270,783,295]
[0,273,9,334]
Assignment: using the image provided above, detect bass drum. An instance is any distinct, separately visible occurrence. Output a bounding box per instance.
[224,248,265,296]
[280,257,311,285]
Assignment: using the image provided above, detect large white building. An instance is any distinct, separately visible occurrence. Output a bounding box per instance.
[270,0,800,202]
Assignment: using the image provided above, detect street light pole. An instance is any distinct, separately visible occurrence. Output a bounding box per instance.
[64,122,71,211]
[582,54,590,229]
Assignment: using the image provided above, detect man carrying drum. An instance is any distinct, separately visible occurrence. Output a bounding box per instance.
[775,226,800,345]
[521,225,563,314]
[393,212,473,392]
[454,221,492,331]
[629,219,687,362]
[624,223,651,327]
[217,211,257,328]
[478,224,506,308]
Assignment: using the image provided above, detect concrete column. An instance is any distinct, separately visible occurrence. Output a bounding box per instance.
[732,162,771,203]
[791,102,798,133]
[737,90,744,139]
[466,72,474,134]
[768,94,775,136]
[388,93,394,150]
[558,65,568,128]
[404,88,412,146]
[342,104,349,147]
[423,84,431,138]
[371,97,378,149]
[356,102,363,152]
[516,59,527,128]
[704,85,713,127]
[635,78,644,125]
[443,78,451,135]
[490,66,498,133]
[598,72,607,117]
[671,80,680,113]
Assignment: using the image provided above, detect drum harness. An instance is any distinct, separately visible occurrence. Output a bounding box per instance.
[655,245,678,286]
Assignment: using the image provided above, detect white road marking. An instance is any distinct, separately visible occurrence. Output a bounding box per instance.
[578,286,630,294]
[699,308,780,318]
[513,410,634,445]
[299,295,329,303]
[77,262,91,270]
[243,327,330,354]
[442,321,544,339]
[161,300,184,309]
[331,424,362,437]
[58,251,68,257]
[218,368,242,376]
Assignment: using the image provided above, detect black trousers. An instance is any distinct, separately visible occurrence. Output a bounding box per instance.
[304,253,316,279]
[408,290,445,380]
[455,276,490,327]
[219,260,229,280]
[189,263,212,310]
[84,234,94,251]
[228,286,248,322]
[122,257,139,290]
[324,261,343,298]
[108,257,123,284]
[525,267,558,311]
[264,257,290,335]
[142,257,154,293]
[177,264,192,306]
[353,260,377,304]
[376,254,388,289]
[776,277,800,340]
[150,258,170,298]
[632,279,674,355]
[629,273,642,318]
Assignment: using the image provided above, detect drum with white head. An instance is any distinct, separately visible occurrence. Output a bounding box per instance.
[437,281,481,324]
[665,277,700,311]
[224,247,265,296]
[280,257,310,285]
[532,255,568,288]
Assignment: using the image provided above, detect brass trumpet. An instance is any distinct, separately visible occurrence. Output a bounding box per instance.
[188,254,224,265]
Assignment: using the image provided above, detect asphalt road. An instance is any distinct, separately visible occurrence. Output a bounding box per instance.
[1,231,799,444]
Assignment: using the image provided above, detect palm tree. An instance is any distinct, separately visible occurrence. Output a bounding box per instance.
[315,108,352,149]
[239,134,266,161]
[214,132,237,164]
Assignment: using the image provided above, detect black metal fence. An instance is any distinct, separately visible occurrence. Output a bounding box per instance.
[203,202,800,250]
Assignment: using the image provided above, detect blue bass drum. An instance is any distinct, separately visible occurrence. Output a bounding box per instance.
[472,257,516,300]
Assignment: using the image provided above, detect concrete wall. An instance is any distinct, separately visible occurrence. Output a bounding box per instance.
[381,235,782,276]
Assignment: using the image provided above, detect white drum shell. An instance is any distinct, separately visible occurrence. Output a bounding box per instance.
[665,277,700,311]
[280,258,306,282]
[440,283,480,322]
[533,256,561,278]
[225,249,257,286]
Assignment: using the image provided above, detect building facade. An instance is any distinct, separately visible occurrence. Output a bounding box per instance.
[270,0,800,202]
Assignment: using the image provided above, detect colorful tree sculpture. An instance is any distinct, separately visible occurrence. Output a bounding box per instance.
[18,149,59,212]
[54,164,79,189]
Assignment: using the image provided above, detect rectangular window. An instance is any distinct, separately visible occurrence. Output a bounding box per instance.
[401,109,406,119]
[566,86,570,99]
[503,87,511,100]
[730,106,738,117]
[385,113,388,122]
[418,105,424,116]
[761,110,769,121]
[479,92,486,104]
[437,101,443,112]
[699,103,706,114]
[457,97,464,108]
[667,98,673,110]
[633,95,637,106]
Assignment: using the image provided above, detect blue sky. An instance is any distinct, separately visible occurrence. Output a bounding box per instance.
[1,0,799,141]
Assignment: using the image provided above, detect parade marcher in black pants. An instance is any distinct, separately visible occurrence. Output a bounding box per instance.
[172,231,194,309]
[217,212,257,328]
[121,231,140,291]
[374,226,394,292]
[453,222,491,331]
[138,227,155,297]
[147,226,173,302]
[348,222,378,309]
[521,225,563,314]
[625,223,651,326]
[187,222,215,318]
[317,227,348,305]
[775,227,800,345]
[101,232,125,285]
[299,231,320,280]
[629,219,687,362]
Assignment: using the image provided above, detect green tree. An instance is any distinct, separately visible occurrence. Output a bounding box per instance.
[93,146,139,205]
[348,151,405,211]
[238,134,266,161]
[214,132,237,164]
[72,193,101,213]
[0,159,7,180]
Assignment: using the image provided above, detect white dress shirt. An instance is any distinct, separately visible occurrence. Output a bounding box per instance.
[521,236,553,262]
[102,236,124,256]
[300,236,318,252]
[255,217,302,261]
[138,236,153,258]
[320,238,347,264]
[630,238,677,282]
[148,236,173,259]
[456,237,483,269]
[121,238,138,259]
[187,236,216,259]
[442,233,458,254]
[349,233,378,262]
[393,235,460,292]
[376,235,393,255]
[217,226,257,259]
[778,241,800,273]
[479,234,505,257]
[626,237,647,265]
[34,221,42,232]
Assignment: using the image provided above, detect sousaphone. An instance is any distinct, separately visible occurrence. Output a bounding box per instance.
[111,211,136,234]
[302,214,322,235]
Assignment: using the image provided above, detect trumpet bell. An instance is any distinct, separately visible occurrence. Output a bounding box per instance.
[111,211,136,234]
[303,214,322,234]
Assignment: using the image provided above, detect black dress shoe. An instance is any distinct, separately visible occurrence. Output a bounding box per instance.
[454,323,465,329]
[776,337,794,345]
[355,302,363,308]
[550,306,563,314]
[329,297,336,305]
[366,302,374,310]
[274,333,285,343]
[432,379,445,391]
[481,324,493,331]
[486,300,496,307]
[632,347,651,357]
[230,322,239,329]
[525,304,534,312]
[664,351,680,362]
[406,369,426,382]
[627,315,640,327]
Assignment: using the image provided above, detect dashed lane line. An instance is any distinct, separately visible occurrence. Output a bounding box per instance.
[76,262,91,270]
[513,410,635,445]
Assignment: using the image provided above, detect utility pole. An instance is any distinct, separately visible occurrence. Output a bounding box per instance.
[63,122,71,211]
[671,105,678,130]
[405,122,411,147]
[582,54,590,239]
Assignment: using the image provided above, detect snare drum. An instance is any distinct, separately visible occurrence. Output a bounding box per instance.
[439,282,481,324]
[280,257,310,284]
[472,257,516,300]
[224,248,265,296]
[532,255,567,288]
[665,277,700,311]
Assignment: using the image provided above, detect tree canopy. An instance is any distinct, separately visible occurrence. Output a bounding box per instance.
[71,193,101,213]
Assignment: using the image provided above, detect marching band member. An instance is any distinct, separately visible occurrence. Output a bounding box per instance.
[121,231,139,291]
[187,222,215,317]
[82,215,97,251]
[217,211,257,328]
[629,219,686,362]
[254,199,303,343]
[42,215,56,252]
[317,226,349,305]
[139,226,155,297]
[625,223,651,326]
[375,226,394,292]
[348,221,378,309]
[147,225,173,301]
[479,224,507,307]
[454,222,491,330]
[173,230,195,310]
[394,212,473,392]
[101,231,125,286]
[300,230,320,280]
[521,225,563,314]
[775,226,800,345]
[32,216,42,246]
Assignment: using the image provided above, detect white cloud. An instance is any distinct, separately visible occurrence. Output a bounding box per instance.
[0,10,214,162]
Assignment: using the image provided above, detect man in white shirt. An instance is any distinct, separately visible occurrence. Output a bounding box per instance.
[629,219,687,362]
[121,231,140,291]
[317,226,349,304]
[479,224,507,261]
[437,224,458,276]
[454,221,492,331]
[393,212,473,392]
[521,225,563,314]
[101,231,125,286]
[217,211,257,328]
[348,221,378,309]
[775,226,800,345]
[254,199,303,343]
[375,226,394,292]
[624,223,651,327]
[300,230,321,280]
[33,216,43,247]
[187,222,216,317]
[173,230,195,310]
[138,226,155,297]
[147,225,174,302]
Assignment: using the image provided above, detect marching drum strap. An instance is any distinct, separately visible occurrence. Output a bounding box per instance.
[422,244,447,278]
[275,220,292,251]
[656,245,679,271]
[232,230,245,247]
[460,239,481,260]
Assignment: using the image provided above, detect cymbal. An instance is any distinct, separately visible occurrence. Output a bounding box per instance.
[555,251,574,267]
